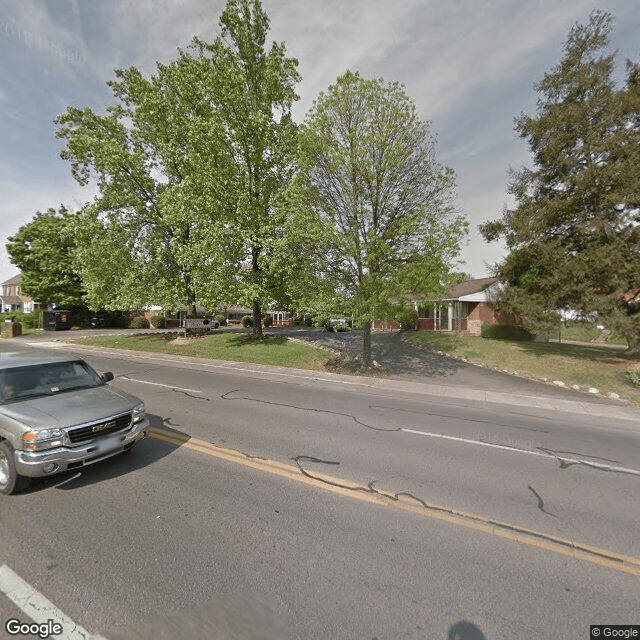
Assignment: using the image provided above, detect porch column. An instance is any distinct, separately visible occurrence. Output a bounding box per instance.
[448,304,453,331]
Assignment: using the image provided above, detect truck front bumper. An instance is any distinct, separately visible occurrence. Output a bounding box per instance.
[14,418,149,478]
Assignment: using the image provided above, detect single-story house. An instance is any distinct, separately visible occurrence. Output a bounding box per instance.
[414,277,504,336]
[372,277,506,336]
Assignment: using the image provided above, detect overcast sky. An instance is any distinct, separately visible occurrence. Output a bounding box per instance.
[1,0,639,287]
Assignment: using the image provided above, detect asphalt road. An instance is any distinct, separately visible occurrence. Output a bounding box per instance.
[1,338,639,639]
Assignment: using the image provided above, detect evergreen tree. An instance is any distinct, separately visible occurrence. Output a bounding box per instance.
[480,10,640,349]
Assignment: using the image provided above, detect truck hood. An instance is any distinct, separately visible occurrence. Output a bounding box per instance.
[0,385,142,430]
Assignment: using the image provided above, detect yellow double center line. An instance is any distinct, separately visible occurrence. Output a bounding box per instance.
[149,426,640,577]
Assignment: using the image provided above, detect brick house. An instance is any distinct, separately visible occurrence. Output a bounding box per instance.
[0,274,42,313]
[414,277,504,336]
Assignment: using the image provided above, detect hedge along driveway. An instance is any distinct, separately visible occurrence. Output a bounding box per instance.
[405,331,640,405]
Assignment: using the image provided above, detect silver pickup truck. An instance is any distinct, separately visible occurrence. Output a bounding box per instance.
[0,351,149,494]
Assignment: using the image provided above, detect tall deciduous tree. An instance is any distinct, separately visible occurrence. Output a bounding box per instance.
[193,0,300,337]
[480,10,640,349]
[6,207,85,308]
[297,70,467,366]
[55,0,300,326]
[56,50,231,314]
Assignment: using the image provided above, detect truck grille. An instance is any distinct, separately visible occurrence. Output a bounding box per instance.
[67,412,133,444]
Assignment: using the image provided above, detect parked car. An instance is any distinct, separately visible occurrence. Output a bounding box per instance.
[324,318,348,332]
[0,351,149,494]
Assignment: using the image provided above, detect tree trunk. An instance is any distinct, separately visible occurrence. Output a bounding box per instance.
[361,320,372,368]
[251,244,263,338]
[185,277,197,317]
[252,299,263,338]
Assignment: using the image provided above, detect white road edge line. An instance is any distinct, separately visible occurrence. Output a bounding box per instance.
[0,564,108,640]
[119,376,203,394]
[401,428,640,476]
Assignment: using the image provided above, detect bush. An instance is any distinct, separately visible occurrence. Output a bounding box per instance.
[396,308,418,330]
[128,316,150,329]
[0,311,41,328]
[627,367,640,387]
[214,315,227,327]
[263,315,273,327]
[242,315,253,328]
[481,322,534,341]
[150,315,165,329]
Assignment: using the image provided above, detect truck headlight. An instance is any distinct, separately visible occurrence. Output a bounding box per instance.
[132,403,146,424]
[22,429,64,452]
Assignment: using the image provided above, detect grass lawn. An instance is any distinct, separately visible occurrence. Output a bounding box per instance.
[406,332,640,405]
[553,321,627,345]
[68,331,331,370]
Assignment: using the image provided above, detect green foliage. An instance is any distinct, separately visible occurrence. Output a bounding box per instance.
[627,366,640,387]
[0,311,41,329]
[6,208,85,307]
[128,316,150,329]
[395,307,419,330]
[262,314,273,327]
[242,315,254,328]
[480,10,640,348]
[55,0,301,323]
[149,315,166,329]
[481,323,534,341]
[296,70,467,365]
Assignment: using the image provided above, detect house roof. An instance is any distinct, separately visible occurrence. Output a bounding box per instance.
[444,277,499,300]
[1,274,21,287]
[0,296,23,305]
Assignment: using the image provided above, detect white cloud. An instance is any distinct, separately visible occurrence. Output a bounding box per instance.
[1,0,639,285]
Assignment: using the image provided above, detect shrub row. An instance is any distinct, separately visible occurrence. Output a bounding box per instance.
[481,323,534,341]
[0,311,42,328]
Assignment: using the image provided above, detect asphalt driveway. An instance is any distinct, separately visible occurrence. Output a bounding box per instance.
[277,327,628,405]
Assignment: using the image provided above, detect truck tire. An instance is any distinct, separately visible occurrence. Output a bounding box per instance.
[0,441,30,495]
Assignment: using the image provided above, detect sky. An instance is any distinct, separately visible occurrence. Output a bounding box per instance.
[1,0,639,287]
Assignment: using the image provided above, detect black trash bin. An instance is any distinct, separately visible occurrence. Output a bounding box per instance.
[43,310,72,331]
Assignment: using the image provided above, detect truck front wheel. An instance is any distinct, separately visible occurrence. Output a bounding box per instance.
[0,441,30,495]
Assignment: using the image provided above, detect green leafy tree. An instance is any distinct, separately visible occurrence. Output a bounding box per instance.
[296,70,467,366]
[55,0,299,325]
[55,49,236,314]
[6,207,85,307]
[193,0,300,337]
[480,11,640,349]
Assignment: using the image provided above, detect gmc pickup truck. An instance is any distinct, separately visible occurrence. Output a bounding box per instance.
[0,351,148,494]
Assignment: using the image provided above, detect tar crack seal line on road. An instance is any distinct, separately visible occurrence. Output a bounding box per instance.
[220,389,401,432]
[148,426,640,576]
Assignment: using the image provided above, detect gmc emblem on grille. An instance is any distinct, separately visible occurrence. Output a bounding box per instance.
[92,420,116,433]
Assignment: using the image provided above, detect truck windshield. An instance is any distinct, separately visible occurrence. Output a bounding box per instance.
[0,361,103,404]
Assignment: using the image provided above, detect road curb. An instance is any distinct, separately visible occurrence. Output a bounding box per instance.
[20,340,640,424]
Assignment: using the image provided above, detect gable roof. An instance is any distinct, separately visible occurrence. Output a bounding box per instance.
[1,274,21,287]
[445,277,499,299]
